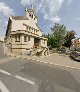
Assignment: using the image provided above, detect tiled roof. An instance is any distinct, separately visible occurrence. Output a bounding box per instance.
[12,16,29,20]
[27,9,34,12]
[5,18,11,36]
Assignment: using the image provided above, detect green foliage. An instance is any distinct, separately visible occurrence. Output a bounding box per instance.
[44,23,76,49]
[51,23,67,48]
[64,30,76,48]
[48,34,54,48]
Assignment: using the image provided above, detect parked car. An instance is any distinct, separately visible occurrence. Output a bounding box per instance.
[60,48,66,53]
[60,48,70,54]
[70,51,80,61]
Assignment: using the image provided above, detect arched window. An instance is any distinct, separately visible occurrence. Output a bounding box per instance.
[32,14,33,18]
[15,35,20,42]
[29,13,31,17]
[29,27,31,31]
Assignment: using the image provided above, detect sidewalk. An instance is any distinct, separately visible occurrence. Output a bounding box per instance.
[0,56,17,64]
[22,53,80,69]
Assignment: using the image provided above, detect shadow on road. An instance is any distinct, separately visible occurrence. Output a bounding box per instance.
[20,61,80,92]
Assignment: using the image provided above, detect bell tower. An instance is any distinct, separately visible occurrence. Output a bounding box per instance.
[25,4,38,23]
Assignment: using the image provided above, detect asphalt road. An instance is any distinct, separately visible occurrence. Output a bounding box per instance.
[0,57,80,92]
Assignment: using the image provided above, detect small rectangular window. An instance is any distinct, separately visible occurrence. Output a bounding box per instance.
[15,35,20,42]
[28,37,30,41]
[32,14,33,18]
[24,36,27,42]
[18,35,20,41]
[15,36,17,42]
[29,13,31,17]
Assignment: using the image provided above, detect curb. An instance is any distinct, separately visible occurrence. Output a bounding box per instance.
[7,53,80,70]
[23,57,80,70]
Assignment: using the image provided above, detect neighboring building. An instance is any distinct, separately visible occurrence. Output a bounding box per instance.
[4,7,48,55]
[71,38,80,51]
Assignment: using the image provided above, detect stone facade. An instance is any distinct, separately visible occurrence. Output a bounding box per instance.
[71,38,80,51]
[5,8,48,55]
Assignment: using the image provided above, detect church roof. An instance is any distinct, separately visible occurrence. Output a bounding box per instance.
[5,18,12,36]
[12,16,29,20]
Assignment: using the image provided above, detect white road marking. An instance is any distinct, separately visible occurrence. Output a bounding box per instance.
[0,68,36,86]
[27,58,31,60]
[15,75,36,85]
[34,59,80,70]
[0,80,10,92]
[0,68,36,85]
[49,63,53,65]
[37,59,80,70]
[44,62,48,64]
[36,60,40,62]
[39,61,43,63]
[0,69,11,75]
[53,63,80,70]
[32,59,36,61]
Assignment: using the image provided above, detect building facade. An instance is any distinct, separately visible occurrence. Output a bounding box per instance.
[5,8,48,55]
[71,38,80,51]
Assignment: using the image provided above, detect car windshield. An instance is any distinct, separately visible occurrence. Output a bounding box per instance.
[76,52,80,56]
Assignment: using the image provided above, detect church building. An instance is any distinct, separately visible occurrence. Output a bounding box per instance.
[4,6,48,55]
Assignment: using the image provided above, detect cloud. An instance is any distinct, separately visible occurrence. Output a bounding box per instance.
[4,20,8,25]
[0,2,15,37]
[74,17,80,21]
[0,2,14,17]
[43,13,61,23]
[35,0,64,23]
[67,0,73,5]
[20,0,64,23]
[20,0,31,6]
[51,16,61,23]
[0,19,1,23]
[20,0,73,23]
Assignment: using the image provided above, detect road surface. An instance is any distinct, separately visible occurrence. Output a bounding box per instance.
[0,42,80,92]
[0,57,80,92]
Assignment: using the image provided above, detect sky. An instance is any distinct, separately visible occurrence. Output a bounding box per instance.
[0,0,80,38]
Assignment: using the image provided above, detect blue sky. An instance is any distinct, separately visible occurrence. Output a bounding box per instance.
[0,0,80,38]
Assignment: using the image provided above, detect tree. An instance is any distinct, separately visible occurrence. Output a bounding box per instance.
[51,23,67,48]
[43,24,76,50]
[43,33,54,48]
[64,30,76,49]
[48,34,54,48]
